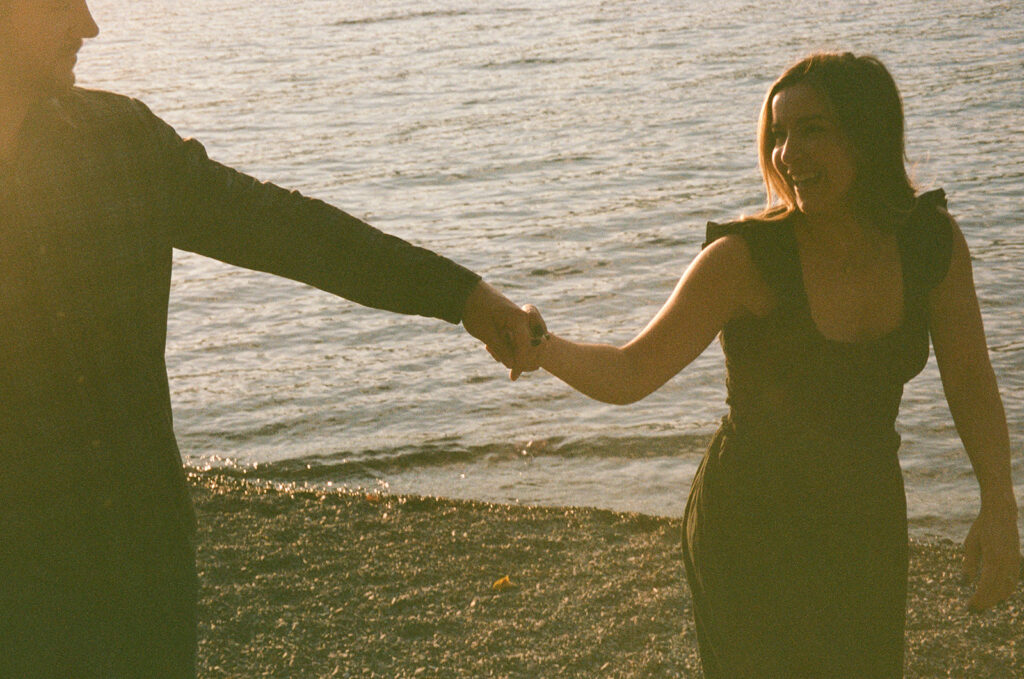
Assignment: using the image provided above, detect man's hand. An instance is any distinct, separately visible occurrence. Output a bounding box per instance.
[461,281,536,378]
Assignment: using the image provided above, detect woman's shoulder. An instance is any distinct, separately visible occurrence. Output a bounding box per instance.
[701,207,798,306]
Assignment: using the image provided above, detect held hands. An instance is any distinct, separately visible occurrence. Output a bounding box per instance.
[963,503,1022,611]
[461,281,547,378]
[486,303,548,380]
[508,304,549,380]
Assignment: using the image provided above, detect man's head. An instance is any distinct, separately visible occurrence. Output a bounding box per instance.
[0,0,99,101]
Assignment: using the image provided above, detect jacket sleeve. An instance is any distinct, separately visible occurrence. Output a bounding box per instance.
[133,99,481,325]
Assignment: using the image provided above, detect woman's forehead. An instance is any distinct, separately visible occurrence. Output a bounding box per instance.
[770,83,832,124]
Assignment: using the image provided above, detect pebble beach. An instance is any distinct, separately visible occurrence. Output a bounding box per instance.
[192,474,1023,678]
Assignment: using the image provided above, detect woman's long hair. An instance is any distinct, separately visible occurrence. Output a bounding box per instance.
[755,52,916,228]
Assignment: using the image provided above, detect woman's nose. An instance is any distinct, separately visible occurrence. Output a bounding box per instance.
[778,134,799,167]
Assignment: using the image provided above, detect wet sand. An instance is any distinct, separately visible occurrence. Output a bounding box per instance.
[192,474,1022,678]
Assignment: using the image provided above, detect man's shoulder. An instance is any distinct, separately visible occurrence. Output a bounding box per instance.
[66,86,134,105]
[50,87,162,132]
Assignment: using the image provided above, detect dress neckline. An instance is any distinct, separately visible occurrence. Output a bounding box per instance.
[785,219,909,347]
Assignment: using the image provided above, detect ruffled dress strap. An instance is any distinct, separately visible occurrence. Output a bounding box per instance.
[704,214,802,305]
[899,188,954,299]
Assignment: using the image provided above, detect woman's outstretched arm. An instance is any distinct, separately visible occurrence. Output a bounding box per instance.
[515,233,771,404]
[928,214,1021,611]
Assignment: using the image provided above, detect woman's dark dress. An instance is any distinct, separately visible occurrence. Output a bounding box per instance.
[681,190,952,678]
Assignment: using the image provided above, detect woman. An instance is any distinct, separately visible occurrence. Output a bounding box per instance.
[508,53,1020,677]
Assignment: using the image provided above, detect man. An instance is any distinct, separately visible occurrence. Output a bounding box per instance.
[0,1,531,675]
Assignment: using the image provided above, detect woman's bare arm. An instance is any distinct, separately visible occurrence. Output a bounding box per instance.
[526,234,770,405]
[928,213,1020,610]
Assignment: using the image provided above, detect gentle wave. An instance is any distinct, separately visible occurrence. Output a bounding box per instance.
[190,433,715,482]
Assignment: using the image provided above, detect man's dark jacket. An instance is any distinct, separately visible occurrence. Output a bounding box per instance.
[0,87,480,578]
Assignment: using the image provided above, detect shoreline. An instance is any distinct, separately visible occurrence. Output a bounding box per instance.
[192,474,1022,678]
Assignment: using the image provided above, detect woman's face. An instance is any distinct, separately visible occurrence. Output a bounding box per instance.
[770,83,856,219]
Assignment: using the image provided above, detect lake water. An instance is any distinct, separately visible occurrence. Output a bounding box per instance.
[78,0,1023,539]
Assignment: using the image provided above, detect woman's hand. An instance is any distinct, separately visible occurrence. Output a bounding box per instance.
[963,504,1021,611]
